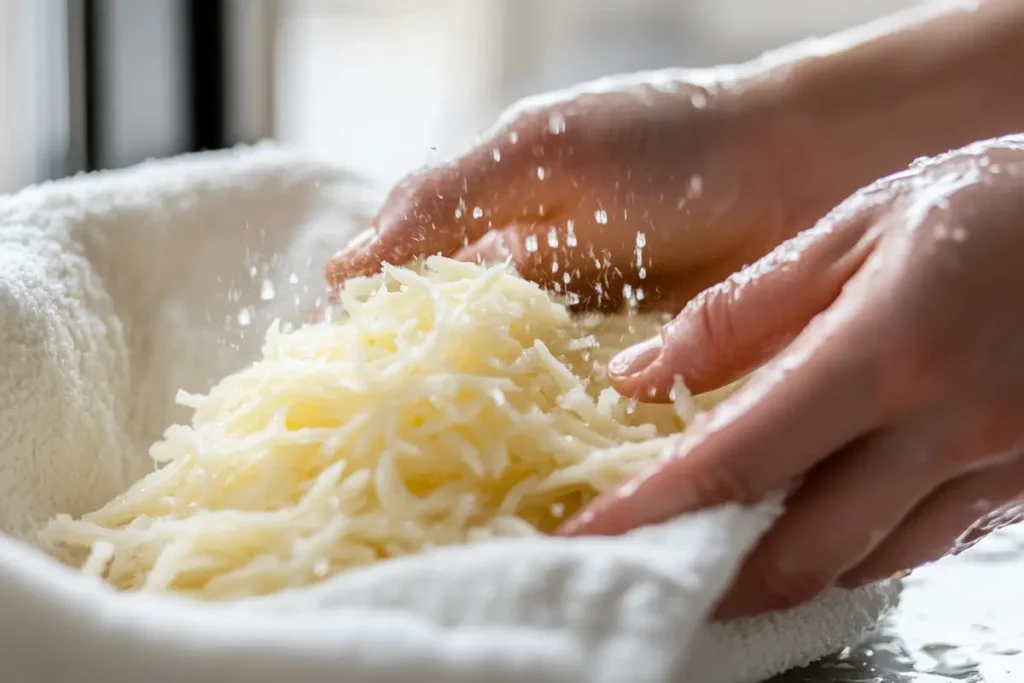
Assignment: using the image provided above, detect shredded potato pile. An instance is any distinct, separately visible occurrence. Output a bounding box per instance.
[40,257,737,600]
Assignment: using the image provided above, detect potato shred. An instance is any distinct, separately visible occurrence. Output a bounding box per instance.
[40,257,735,600]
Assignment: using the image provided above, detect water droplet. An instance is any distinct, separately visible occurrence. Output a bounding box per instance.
[550,502,566,517]
[249,265,258,278]
[260,279,276,301]
[636,287,645,301]
[509,131,519,145]
[492,148,502,162]
[237,307,253,327]
[536,167,546,180]
[594,209,608,224]
[623,283,633,299]
[288,273,299,284]
[566,220,578,247]
[639,267,647,279]
[635,232,646,248]
[551,261,559,273]
[690,92,707,109]
[689,175,703,197]
[313,559,330,577]
[524,235,539,252]
[472,206,484,219]
[563,272,570,284]
[547,113,566,135]
[454,208,463,219]
[547,227,559,248]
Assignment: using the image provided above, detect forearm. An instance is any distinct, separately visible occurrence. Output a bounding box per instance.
[752,0,1024,230]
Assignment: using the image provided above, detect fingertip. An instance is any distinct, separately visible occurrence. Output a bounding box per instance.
[557,457,698,537]
[607,335,679,403]
[453,230,512,265]
[325,228,383,286]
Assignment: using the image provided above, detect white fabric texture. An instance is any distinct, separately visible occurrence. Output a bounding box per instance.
[0,146,899,683]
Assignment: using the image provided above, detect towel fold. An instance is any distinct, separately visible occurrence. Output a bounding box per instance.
[0,145,898,683]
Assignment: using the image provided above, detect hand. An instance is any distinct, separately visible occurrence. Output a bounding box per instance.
[560,136,1024,619]
[325,69,808,311]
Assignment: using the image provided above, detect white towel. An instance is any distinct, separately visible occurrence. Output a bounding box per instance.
[0,145,899,683]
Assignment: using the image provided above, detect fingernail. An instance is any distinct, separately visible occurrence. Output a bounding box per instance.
[476,231,512,262]
[609,336,663,377]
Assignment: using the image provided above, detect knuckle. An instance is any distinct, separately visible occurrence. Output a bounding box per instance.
[686,459,758,506]
[679,281,744,366]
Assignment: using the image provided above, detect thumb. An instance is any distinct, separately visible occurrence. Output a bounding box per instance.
[609,216,879,400]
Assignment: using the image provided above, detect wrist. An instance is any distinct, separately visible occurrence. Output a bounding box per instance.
[737,0,1024,234]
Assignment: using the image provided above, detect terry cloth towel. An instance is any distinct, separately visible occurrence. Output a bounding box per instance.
[0,145,899,683]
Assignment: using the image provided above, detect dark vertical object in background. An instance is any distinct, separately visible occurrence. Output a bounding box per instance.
[72,0,254,173]
[82,0,102,172]
[186,0,228,152]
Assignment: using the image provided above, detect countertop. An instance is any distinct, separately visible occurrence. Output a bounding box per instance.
[770,524,1024,682]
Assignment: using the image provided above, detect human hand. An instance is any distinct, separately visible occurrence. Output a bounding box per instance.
[560,136,1024,619]
[325,69,809,311]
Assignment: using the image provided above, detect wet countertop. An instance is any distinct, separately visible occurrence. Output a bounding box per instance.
[770,524,1024,683]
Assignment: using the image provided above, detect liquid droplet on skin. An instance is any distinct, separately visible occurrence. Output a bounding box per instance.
[509,131,519,145]
[566,220,578,247]
[492,148,502,162]
[537,167,546,180]
[547,113,566,135]
[260,279,276,301]
[551,261,559,273]
[547,227,559,248]
[472,206,484,219]
[635,232,646,248]
[237,307,253,327]
[594,209,608,225]
[690,92,707,109]
[689,175,703,198]
[524,235,539,253]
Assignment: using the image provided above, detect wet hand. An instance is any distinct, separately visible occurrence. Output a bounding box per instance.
[325,69,801,310]
[561,136,1024,619]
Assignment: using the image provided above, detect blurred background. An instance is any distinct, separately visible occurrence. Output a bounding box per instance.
[0,0,919,195]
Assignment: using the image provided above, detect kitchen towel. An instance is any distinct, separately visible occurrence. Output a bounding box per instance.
[0,145,899,683]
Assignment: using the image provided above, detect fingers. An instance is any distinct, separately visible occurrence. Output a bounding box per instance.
[326,132,558,286]
[839,452,1024,588]
[559,286,889,538]
[609,210,880,399]
[453,223,630,311]
[713,424,947,619]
